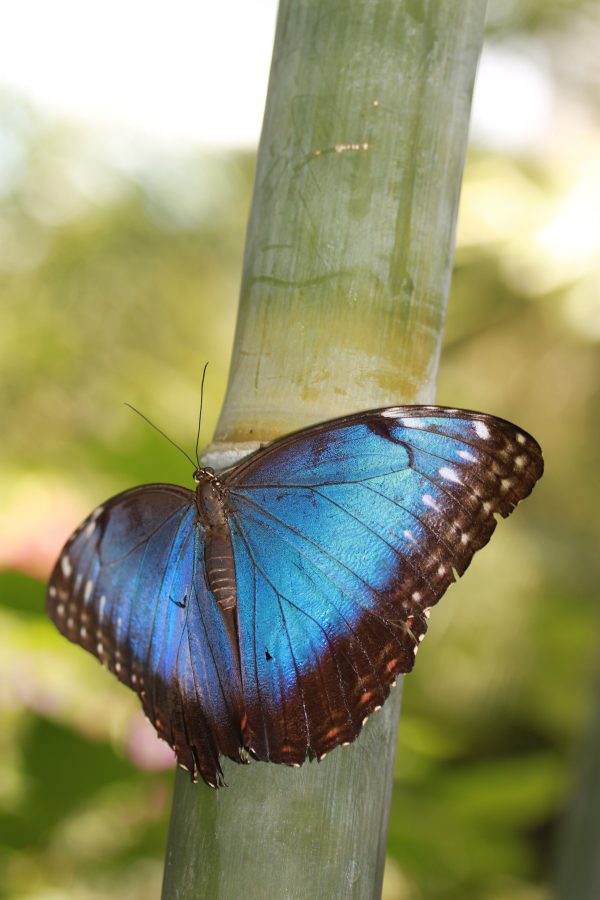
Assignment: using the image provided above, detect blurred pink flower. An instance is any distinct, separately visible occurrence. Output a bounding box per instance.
[0,476,92,578]
[126,712,177,772]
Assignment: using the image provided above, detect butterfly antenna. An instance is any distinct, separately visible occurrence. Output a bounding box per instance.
[124,403,197,469]
[195,362,209,467]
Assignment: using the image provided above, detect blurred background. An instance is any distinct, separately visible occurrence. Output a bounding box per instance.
[1,1,599,898]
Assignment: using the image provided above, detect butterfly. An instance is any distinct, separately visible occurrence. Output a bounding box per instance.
[47,405,543,787]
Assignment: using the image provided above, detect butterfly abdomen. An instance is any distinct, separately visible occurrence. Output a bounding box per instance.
[196,473,238,612]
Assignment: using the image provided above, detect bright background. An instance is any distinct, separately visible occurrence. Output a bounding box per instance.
[1,2,599,898]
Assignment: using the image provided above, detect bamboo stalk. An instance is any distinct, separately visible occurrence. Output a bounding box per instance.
[162,1,487,897]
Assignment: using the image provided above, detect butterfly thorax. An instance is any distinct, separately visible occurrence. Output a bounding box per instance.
[195,469,237,612]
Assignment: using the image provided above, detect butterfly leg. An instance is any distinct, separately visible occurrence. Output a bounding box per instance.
[170,592,188,609]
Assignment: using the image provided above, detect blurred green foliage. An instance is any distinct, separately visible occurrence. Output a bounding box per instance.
[1,17,600,897]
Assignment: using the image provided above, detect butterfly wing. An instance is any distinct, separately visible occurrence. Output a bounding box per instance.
[46,484,244,786]
[223,406,543,766]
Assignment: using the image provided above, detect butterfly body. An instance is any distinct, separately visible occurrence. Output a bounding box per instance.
[47,406,543,787]
[195,470,238,612]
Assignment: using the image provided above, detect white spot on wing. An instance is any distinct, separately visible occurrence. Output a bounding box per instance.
[474,420,490,440]
[460,533,470,544]
[515,455,526,468]
[60,555,72,578]
[381,407,403,418]
[457,449,477,462]
[48,586,56,598]
[84,579,93,602]
[439,466,462,484]
[403,529,418,545]
[85,506,104,536]
[423,493,440,511]
[516,433,526,445]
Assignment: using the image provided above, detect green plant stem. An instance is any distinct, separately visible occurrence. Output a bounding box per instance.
[162,1,486,897]
[555,667,600,900]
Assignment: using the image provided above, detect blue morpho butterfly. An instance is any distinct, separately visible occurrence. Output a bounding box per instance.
[47,389,543,788]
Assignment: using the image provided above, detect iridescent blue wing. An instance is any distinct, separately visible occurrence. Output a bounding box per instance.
[223,406,543,767]
[46,485,244,787]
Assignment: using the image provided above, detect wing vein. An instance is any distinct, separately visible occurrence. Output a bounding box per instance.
[229,503,407,668]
